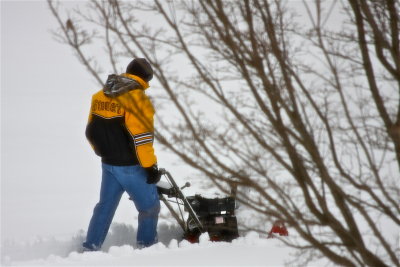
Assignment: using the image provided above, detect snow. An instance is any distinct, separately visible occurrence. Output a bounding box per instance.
[2,228,292,266]
[2,198,295,266]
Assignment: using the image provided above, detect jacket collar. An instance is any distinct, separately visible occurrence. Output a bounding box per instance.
[121,73,149,90]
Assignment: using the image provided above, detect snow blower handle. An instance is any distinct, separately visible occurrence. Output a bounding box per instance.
[159,168,190,186]
[158,168,204,232]
[181,182,191,190]
[159,168,167,176]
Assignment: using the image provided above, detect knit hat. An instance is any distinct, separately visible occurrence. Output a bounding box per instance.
[125,58,153,82]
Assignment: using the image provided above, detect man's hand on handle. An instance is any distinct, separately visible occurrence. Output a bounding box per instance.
[145,164,162,184]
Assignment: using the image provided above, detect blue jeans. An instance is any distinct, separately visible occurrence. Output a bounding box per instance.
[83,163,160,250]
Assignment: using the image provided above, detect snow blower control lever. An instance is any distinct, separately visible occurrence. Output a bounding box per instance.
[157,168,239,242]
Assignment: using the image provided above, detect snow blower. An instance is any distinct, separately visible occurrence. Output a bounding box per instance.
[157,168,239,243]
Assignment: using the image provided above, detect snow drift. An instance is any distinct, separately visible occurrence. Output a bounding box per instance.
[2,223,292,266]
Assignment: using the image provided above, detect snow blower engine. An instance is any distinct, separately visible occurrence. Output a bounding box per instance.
[157,169,239,243]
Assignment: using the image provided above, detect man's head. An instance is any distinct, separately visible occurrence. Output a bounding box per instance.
[126,58,153,82]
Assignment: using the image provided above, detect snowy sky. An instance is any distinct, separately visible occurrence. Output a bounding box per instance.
[2,0,96,241]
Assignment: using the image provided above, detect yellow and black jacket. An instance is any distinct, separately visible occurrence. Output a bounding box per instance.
[85,73,156,167]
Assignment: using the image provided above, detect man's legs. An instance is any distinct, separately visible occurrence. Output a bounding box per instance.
[136,201,160,248]
[83,163,124,251]
[113,165,160,247]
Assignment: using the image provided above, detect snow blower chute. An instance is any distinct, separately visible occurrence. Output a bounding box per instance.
[157,168,239,242]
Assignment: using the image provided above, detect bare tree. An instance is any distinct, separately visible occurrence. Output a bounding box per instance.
[48,0,399,266]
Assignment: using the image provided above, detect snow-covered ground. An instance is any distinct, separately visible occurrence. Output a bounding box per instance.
[2,184,294,266]
[2,222,293,266]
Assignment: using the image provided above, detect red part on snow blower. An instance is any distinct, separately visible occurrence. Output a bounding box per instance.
[267,220,288,238]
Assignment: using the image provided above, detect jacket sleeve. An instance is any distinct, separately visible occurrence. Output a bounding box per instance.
[119,90,157,167]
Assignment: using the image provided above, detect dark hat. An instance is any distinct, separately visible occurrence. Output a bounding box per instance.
[126,58,153,82]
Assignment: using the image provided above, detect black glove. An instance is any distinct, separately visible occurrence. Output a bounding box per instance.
[145,164,161,184]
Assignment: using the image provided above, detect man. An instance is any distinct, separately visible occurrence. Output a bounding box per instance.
[83,58,161,251]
